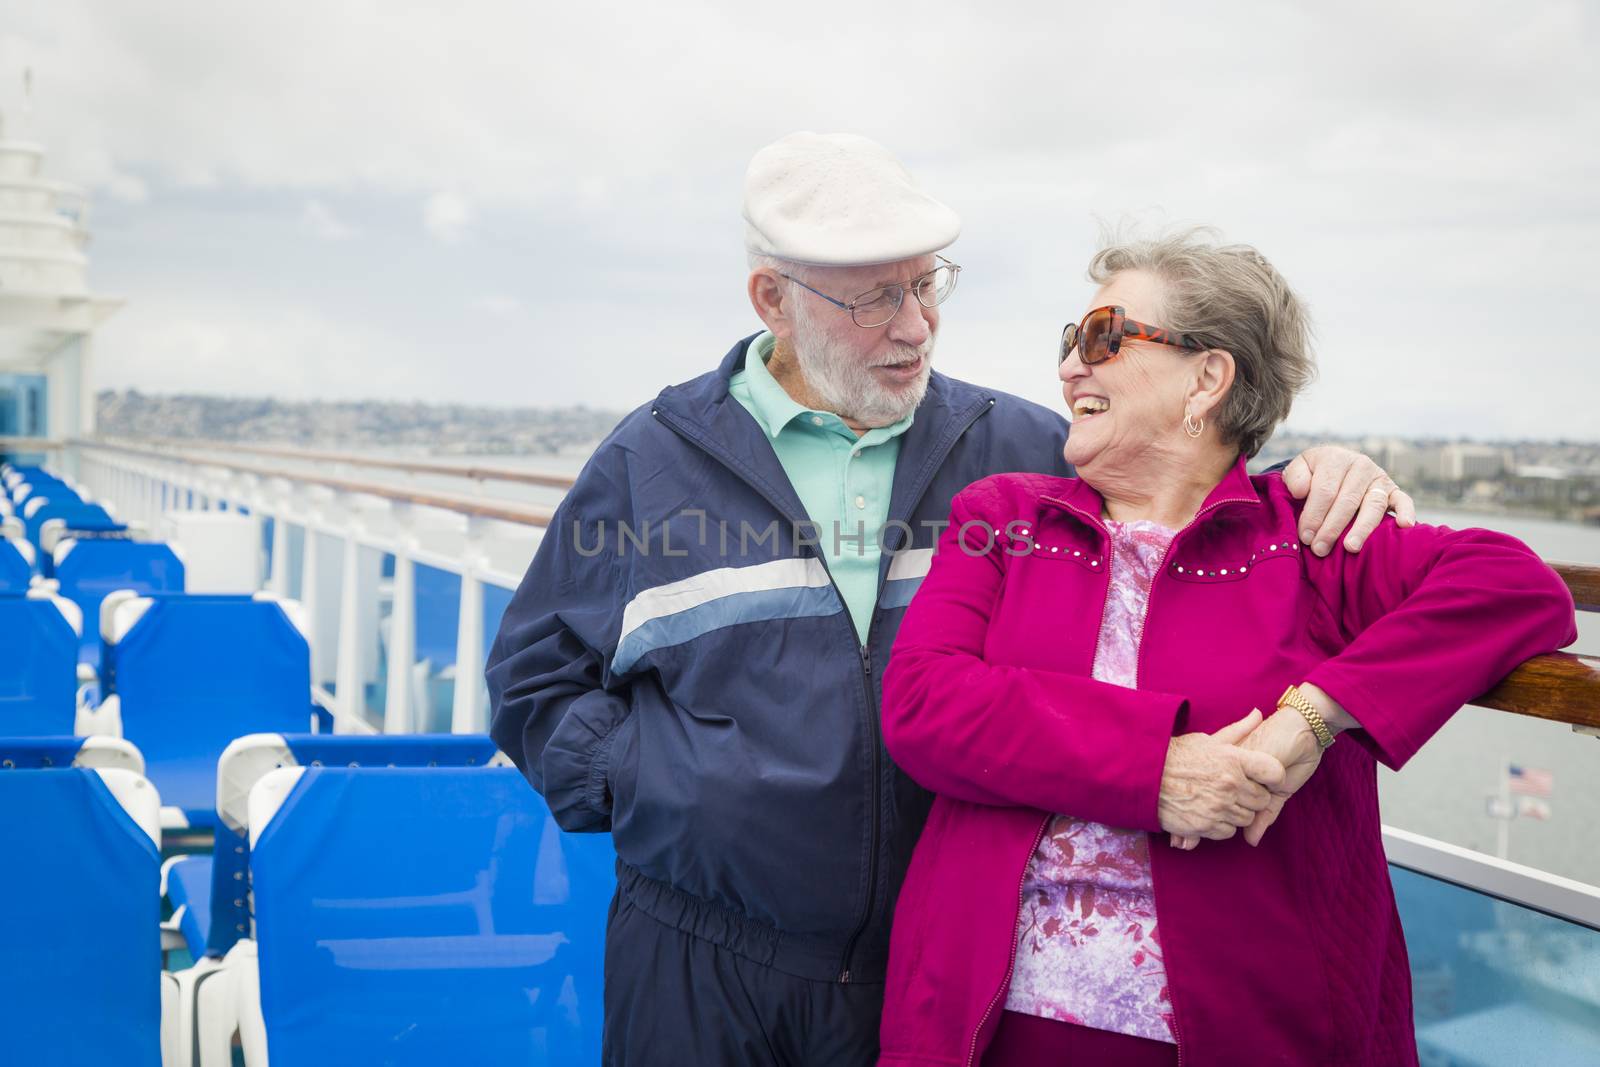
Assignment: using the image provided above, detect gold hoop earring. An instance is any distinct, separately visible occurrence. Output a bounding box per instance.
[1183,412,1204,438]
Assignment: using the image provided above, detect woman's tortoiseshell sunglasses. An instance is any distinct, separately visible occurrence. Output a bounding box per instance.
[1059,305,1209,367]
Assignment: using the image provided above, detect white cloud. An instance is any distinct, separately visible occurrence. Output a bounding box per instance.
[422,191,470,243]
[3,1,1595,439]
[471,293,522,317]
[301,199,355,240]
[95,294,441,402]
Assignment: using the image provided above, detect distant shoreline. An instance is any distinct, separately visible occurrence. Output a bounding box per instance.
[1413,498,1598,528]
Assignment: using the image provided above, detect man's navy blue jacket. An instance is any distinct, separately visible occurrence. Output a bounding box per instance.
[487,334,1069,984]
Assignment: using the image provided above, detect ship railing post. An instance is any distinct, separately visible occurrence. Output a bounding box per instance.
[384,502,418,735]
[1496,759,1512,861]
[334,492,365,731]
[299,488,325,692]
[267,478,292,597]
[450,515,489,735]
[237,473,264,587]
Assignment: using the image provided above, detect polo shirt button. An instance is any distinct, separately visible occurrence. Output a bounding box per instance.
[811,415,824,426]
[855,495,866,509]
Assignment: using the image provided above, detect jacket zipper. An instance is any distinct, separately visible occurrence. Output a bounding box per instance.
[836,640,877,984]
[653,397,995,985]
[965,816,1049,1067]
[1127,491,1254,1067]
[836,395,996,983]
[963,521,1119,1065]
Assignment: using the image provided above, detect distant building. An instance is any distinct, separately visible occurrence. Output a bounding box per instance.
[1438,444,1509,482]
[1360,436,1424,483]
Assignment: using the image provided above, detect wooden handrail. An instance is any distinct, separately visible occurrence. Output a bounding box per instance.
[1553,560,1600,613]
[1471,560,1598,728]
[1477,651,1600,729]
[83,436,578,491]
[71,440,554,528]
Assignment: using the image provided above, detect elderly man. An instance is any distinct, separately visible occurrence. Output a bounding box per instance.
[486,132,1411,1066]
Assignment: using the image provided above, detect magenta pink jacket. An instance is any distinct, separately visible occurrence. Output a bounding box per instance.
[878,459,1576,1067]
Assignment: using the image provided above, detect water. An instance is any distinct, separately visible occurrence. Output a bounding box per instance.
[1378,509,1599,887]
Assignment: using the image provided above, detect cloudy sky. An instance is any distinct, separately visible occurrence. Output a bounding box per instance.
[3,1,1597,441]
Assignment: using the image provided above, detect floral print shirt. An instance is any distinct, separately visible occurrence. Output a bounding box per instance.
[1003,518,1179,1044]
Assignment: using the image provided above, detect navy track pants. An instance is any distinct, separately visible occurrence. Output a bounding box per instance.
[602,889,885,1066]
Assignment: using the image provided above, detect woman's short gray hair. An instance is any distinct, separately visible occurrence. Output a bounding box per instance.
[1087,227,1315,457]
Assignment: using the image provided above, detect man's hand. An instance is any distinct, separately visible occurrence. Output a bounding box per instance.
[1159,710,1285,846]
[1283,445,1416,556]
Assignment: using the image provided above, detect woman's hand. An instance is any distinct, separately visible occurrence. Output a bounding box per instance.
[1173,686,1359,849]
[1235,708,1324,846]
[1237,684,1358,845]
[1159,710,1285,846]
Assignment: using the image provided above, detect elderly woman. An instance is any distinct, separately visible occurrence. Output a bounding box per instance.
[875,230,1576,1067]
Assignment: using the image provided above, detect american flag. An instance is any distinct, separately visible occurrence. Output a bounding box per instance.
[1516,796,1552,821]
[1508,764,1554,798]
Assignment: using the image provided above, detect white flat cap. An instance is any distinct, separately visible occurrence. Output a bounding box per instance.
[742,132,961,266]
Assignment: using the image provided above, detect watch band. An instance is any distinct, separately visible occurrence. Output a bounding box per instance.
[1278,684,1335,750]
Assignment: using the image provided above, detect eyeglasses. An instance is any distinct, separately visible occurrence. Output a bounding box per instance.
[1059,305,1208,367]
[779,256,961,328]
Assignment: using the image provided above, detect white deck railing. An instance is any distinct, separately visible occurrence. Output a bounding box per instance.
[67,438,560,737]
[22,436,1600,931]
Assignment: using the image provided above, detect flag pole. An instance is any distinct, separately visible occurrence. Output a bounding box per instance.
[1496,759,1511,861]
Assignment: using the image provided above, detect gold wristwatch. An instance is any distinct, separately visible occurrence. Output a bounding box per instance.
[1278,684,1335,750]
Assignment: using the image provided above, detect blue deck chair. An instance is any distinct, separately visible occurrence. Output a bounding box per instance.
[0,534,35,592]
[163,736,513,1065]
[96,594,309,829]
[94,590,256,697]
[13,480,77,510]
[23,497,99,542]
[54,539,185,665]
[3,463,50,484]
[163,731,506,962]
[0,755,164,1066]
[192,766,612,1066]
[40,516,131,577]
[6,461,61,480]
[28,500,108,543]
[21,484,85,506]
[27,501,111,560]
[0,734,146,772]
[0,593,82,735]
[8,485,48,511]
[164,852,214,970]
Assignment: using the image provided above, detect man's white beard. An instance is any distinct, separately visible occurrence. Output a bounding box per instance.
[789,308,936,426]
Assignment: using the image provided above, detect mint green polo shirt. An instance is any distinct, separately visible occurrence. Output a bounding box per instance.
[728,332,913,644]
